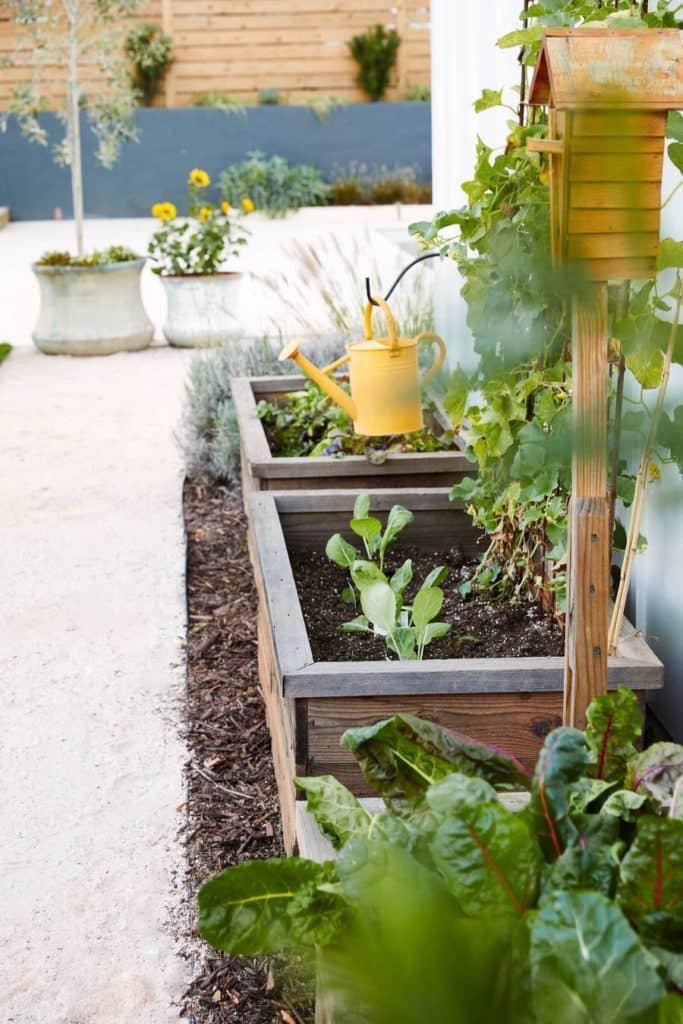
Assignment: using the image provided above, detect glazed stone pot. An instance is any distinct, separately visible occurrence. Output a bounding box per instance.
[32,259,153,357]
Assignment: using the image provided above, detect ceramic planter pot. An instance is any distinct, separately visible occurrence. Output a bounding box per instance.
[32,259,153,357]
[160,272,242,348]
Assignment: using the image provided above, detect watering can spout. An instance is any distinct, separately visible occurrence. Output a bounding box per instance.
[279,340,357,422]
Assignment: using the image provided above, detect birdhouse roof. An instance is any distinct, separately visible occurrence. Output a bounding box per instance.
[529,28,683,110]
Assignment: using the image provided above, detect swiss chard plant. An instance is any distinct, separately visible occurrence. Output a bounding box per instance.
[198,688,683,1023]
[325,495,451,660]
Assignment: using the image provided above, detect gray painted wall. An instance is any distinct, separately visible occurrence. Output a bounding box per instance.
[0,103,431,220]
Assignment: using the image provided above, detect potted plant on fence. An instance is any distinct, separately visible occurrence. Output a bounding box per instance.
[148,169,253,348]
[2,0,153,356]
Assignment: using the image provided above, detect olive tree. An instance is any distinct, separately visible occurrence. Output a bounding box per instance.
[1,0,143,255]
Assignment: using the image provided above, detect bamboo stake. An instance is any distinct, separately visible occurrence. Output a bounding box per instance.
[608,276,683,654]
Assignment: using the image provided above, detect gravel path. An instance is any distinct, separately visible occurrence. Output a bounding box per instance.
[0,345,193,1023]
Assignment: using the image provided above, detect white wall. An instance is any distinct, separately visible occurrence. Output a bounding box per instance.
[634,144,683,740]
[430,0,522,369]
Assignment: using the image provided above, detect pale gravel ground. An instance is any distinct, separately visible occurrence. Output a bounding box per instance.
[0,209,425,1022]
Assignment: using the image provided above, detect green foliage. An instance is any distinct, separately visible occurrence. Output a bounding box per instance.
[257,381,454,457]
[406,82,430,102]
[348,24,401,102]
[586,686,642,783]
[192,91,246,116]
[450,362,571,612]
[302,94,346,121]
[179,335,341,484]
[36,245,140,266]
[258,87,281,106]
[148,170,250,276]
[0,342,12,366]
[2,0,140,168]
[329,161,431,205]
[324,496,451,661]
[219,152,330,218]
[125,22,172,106]
[198,690,683,1022]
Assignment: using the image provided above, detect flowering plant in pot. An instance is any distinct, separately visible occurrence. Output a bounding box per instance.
[148,168,253,348]
[2,0,153,356]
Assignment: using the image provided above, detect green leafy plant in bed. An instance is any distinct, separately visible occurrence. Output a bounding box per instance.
[325,494,450,661]
[256,381,456,458]
[198,687,683,1022]
[409,0,683,627]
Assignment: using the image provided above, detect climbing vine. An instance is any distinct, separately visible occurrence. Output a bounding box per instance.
[411,0,683,615]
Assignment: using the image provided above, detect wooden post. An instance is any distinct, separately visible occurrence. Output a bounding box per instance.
[563,284,610,728]
[161,0,176,108]
[395,1,407,99]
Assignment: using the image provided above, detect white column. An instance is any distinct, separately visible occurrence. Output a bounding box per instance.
[430,0,523,370]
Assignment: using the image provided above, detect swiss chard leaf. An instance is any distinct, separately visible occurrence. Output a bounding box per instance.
[359,580,397,635]
[430,799,542,917]
[659,994,683,1024]
[295,775,372,849]
[530,727,590,860]
[198,858,343,954]
[601,789,650,823]
[325,533,360,568]
[389,558,413,600]
[341,713,530,809]
[626,743,683,813]
[541,813,622,901]
[617,817,683,934]
[586,686,642,784]
[379,504,413,565]
[530,890,666,1024]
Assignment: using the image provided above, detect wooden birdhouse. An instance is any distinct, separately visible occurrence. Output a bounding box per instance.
[528,29,683,281]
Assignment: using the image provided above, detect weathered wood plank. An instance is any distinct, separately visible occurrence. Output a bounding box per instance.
[305,692,566,783]
[570,182,661,209]
[568,208,660,235]
[567,233,660,261]
[569,152,663,183]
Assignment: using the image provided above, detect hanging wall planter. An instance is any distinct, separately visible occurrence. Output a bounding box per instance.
[32,258,153,357]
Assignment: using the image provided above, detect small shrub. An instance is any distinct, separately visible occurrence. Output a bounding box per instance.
[219,152,330,218]
[192,91,246,116]
[258,87,282,106]
[329,162,431,205]
[303,94,346,121]
[406,82,431,102]
[0,342,12,366]
[348,24,400,102]
[125,23,173,106]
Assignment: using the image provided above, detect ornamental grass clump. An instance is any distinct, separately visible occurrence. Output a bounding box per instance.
[148,168,253,276]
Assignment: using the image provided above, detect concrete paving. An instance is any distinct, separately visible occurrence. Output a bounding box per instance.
[0,344,193,1023]
[0,208,429,1021]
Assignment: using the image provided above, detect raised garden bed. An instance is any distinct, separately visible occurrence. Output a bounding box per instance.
[249,488,664,852]
[232,374,472,495]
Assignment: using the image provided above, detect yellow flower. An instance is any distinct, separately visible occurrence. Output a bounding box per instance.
[221,200,232,215]
[198,206,212,223]
[152,201,176,222]
[648,462,661,481]
[189,168,211,188]
[242,196,255,213]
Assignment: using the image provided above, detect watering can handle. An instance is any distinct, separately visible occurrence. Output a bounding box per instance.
[364,296,400,353]
[414,331,447,386]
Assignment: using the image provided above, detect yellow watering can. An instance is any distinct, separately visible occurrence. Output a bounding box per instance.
[279,297,446,436]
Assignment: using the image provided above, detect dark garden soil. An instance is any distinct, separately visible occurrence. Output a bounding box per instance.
[290,545,564,662]
[181,481,313,1024]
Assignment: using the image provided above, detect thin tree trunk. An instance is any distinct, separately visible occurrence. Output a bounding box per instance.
[68,25,84,256]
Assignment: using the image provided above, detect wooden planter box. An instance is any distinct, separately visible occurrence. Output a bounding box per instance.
[231,375,473,496]
[250,489,664,852]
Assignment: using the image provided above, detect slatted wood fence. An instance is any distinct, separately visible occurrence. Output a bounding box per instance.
[0,1,430,109]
